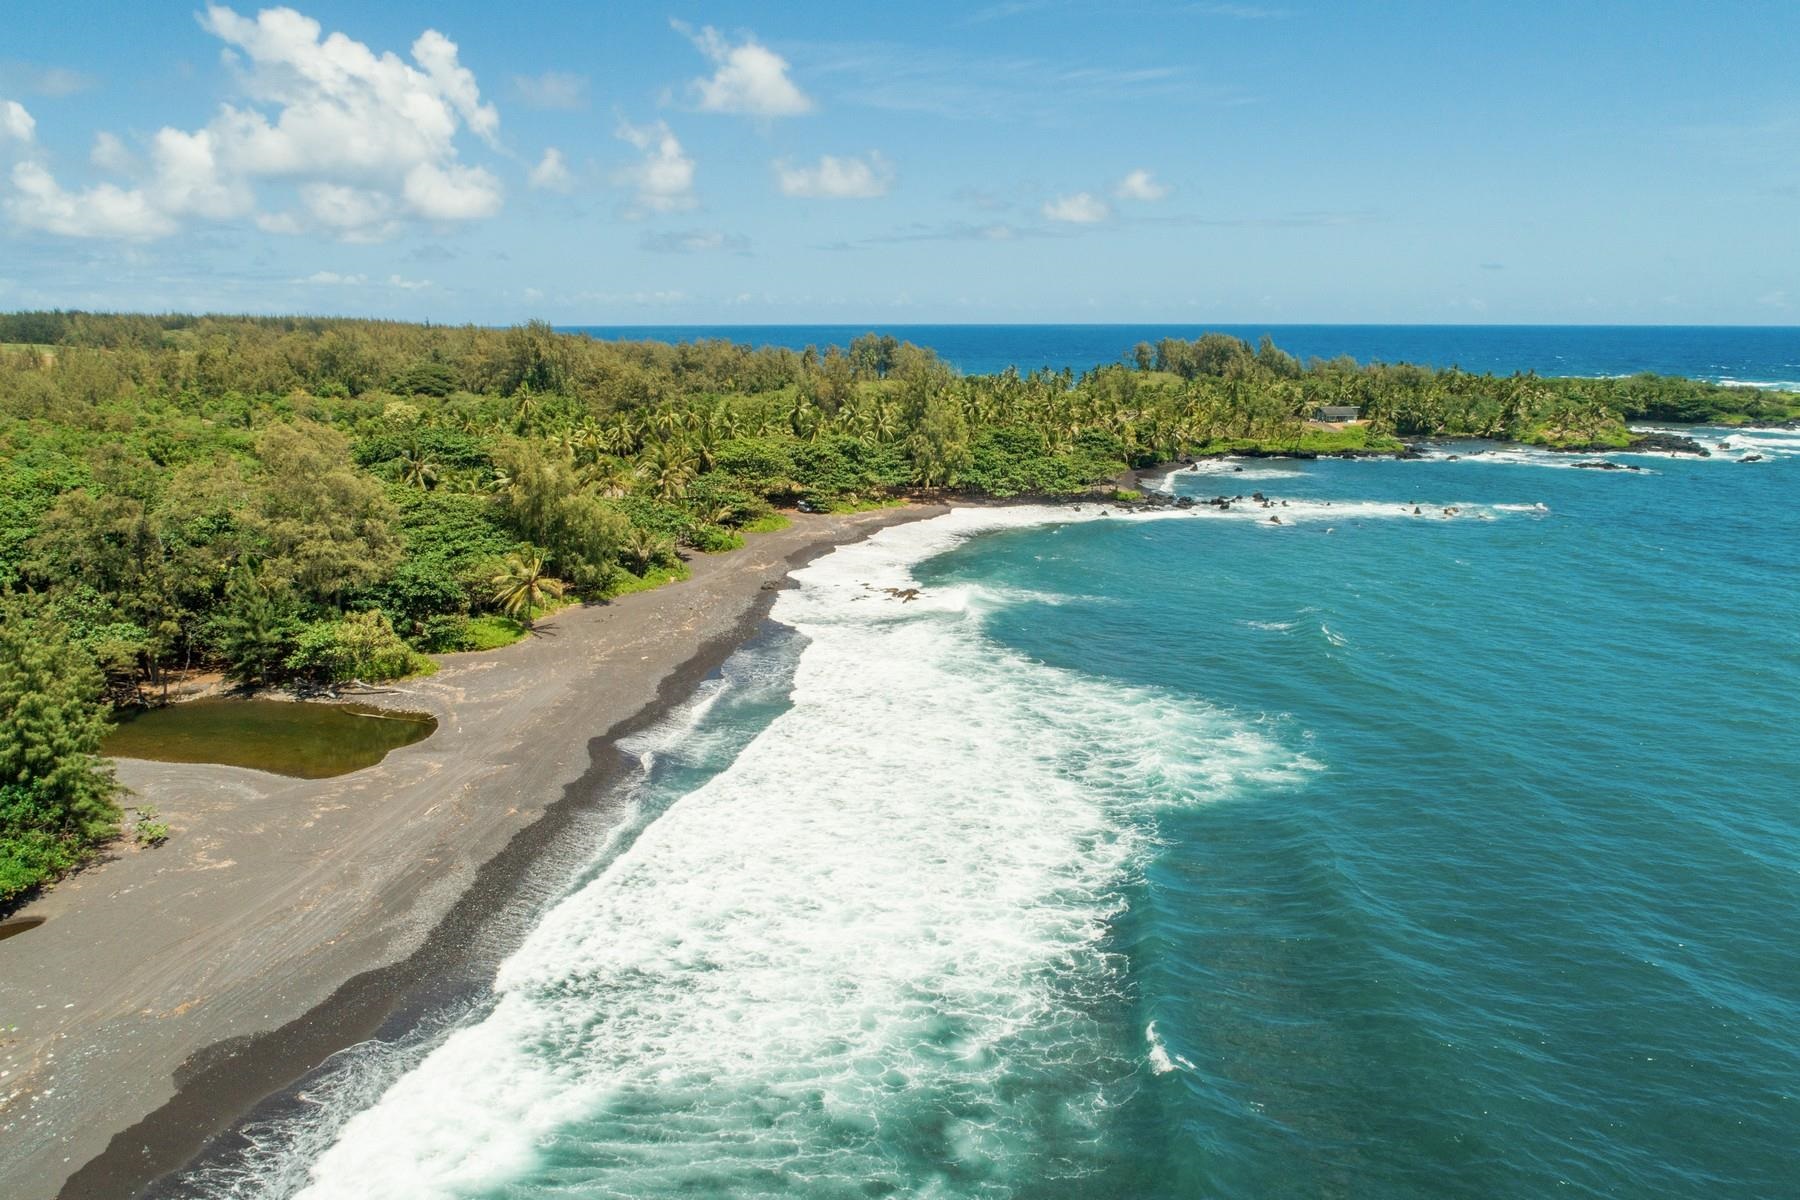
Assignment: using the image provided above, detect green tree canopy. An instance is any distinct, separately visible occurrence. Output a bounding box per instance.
[0,596,121,903]
[253,419,402,603]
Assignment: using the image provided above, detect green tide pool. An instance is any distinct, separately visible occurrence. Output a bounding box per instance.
[104,698,436,779]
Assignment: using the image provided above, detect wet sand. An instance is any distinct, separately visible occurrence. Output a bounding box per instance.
[0,506,939,1200]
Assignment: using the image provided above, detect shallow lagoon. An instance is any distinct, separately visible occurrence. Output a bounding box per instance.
[104,698,436,779]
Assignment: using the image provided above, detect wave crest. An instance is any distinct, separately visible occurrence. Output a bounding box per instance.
[287,509,1315,1199]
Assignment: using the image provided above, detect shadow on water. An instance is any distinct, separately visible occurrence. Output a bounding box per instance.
[102,698,437,779]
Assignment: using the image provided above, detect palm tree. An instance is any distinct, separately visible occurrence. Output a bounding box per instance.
[490,554,566,627]
[864,399,899,443]
[646,405,683,443]
[621,527,673,575]
[640,440,697,500]
[511,383,540,434]
[396,445,440,490]
[685,402,737,469]
[707,400,742,439]
[571,417,606,464]
[688,423,722,471]
[786,395,817,440]
[697,499,737,527]
[578,458,633,498]
[599,417,639,456]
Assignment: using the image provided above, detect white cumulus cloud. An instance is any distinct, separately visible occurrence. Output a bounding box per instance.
[90,131,135,172]
[529,147,572,192]
[1,99,34,144]
[676,22,813,117]
[1114,168,1169,201]
[5,5,503,241]
[403,161,503,221]
[288,182,397,240]
[145,127,254,220]
[296,270,366,285]
[614,119,695,214]
[1042,191,1110,223]
[774,152,893,199]
[8,161,177,239]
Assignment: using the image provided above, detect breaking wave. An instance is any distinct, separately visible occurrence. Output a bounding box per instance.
[278,509,1318,1199]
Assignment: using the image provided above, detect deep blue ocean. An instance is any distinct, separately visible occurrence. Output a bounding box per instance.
[566,324,1800,389]
[184,332,1798,1199]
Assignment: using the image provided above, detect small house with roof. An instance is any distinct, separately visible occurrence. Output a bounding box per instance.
[1313,405,1363,423]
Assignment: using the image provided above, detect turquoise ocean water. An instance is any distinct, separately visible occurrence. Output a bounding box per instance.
[183,423,1800,1200]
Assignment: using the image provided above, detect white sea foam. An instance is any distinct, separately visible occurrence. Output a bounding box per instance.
[1712,427,1800,459]
[1144,1021,1194,1076]
[176,656,806,1200]
[1627,424,1800,460]
[1199,497,1514,524]
[1144,466,1182,494]
[289,506,1320,1200]
[1416,445,1657,473]
[1712,378,1800,392]
[1165,458,1305,484]
[1062,494,1518,527]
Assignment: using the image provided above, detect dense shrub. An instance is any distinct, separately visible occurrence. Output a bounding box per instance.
[0,599,121,903]
[284,610,428,684]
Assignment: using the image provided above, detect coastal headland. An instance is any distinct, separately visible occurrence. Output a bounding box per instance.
[0,506,939,1200]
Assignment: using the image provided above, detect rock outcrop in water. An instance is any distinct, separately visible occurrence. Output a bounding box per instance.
[1549,430,1709,456]
[1629,430,1711,455]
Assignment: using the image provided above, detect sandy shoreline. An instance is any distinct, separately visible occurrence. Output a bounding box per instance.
[0,506,941,1200]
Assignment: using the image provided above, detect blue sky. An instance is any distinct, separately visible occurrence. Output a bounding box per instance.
[1,1,1796,324]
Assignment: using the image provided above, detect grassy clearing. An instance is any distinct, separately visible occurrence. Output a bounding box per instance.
[1290,425,1407,453]
[460,614,528,650]
[601,560,692,599]
[741,511,792,534]
[402,653,440,678]
[1522,422,1632,449]
[457,595,580,652]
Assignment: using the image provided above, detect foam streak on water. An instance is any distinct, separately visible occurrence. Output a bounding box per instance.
[289,508,1314,1200]
[170,654,806,1200]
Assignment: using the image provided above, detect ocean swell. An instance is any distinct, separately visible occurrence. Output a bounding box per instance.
[284,508,1316,1199]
